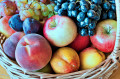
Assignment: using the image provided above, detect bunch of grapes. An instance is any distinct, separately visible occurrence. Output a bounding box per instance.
[52,0,103,36]
[15,0,56,21]
[101,0,116,20]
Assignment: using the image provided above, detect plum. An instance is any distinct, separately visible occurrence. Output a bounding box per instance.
[23,18,42,34]
[9,14,23,31]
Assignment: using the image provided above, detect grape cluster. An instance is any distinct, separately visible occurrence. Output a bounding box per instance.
[101,0,116,20]
[16,0,56,21]
[52,0,102,36]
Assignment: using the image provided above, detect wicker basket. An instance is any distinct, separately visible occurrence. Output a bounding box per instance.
[0,0,120,79]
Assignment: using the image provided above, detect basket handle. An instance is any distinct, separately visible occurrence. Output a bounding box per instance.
[112,0,120,58]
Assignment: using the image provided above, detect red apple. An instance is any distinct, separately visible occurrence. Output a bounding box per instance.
[43,15,77,47]
[69,34,90,52]
[90,19,117,53]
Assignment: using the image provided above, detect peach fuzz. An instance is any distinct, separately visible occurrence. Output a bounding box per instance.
[50,47,80,74]
[79,47,105,70]
[15,34,52,71]
[3,32,25,59]
[0,16,16,37]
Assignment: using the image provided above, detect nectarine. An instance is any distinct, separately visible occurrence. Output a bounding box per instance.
[79,47,105,70]
[50,47,80,74]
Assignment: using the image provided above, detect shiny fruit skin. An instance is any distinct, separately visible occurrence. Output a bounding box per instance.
[50,47,80,74]
[79,47,105,70]
[90,20,117,53]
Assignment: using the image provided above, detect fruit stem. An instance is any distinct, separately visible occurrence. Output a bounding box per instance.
[49,19,56,28]
[104,25,112,34]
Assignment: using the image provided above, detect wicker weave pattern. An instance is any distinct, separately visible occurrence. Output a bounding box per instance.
[0,0,120,79]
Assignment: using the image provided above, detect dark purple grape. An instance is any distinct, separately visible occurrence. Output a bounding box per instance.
[111,4,116,12]
[54,1,57,4]
[84,17,91,25]
[79,28,88,36]
[88,21,96,29]
[76,21,81,28]
[91,0,102,4]
[76,2,80,10]
[108,0,115,4]
[57,0,65,3]
[68,10,72,17]
[57,2,61,5]
[103,1,111,11]
[102,11,107,20]
[68,2,76,10]
[80,21,86,27]
[81,4,89,12]
[97,9,101,15]
[97,5,102,11]
[70,0,77,2]
[72,10,78,17]
[77,12,85,22]
[87,10,96,19]
[62,2,68,10]
[58,9,67,16]
[54,5,61,12]
[108,10,116,19]
[94,12,100,21]
[80,0,89,5]
[90,4,97,11]
[88,29,94,36]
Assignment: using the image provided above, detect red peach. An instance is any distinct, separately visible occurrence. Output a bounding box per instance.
[15,34,52,71]
[3,32,25,59]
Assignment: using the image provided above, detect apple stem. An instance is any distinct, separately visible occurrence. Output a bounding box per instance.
[108,26,112,33]
[49,19,56,28]
[104,25,112,34]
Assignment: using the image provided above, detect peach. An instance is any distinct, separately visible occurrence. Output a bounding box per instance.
[50,47,80,74]
[79,47,105,70]
[0,16,16,37]
[15,34,52,71]
[3,32,25,59]
[0,0,17,16]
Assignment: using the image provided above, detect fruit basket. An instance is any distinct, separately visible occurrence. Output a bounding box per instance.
[0,0,120,79]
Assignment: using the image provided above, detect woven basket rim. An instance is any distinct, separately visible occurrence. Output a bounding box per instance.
[0,0,120,79]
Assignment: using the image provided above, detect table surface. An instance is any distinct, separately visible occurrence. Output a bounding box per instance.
[0,65,120,79]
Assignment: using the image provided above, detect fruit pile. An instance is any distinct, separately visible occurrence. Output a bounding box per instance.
[53,0,102,36]
[52,0,116,36]
[0,0,117,74]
